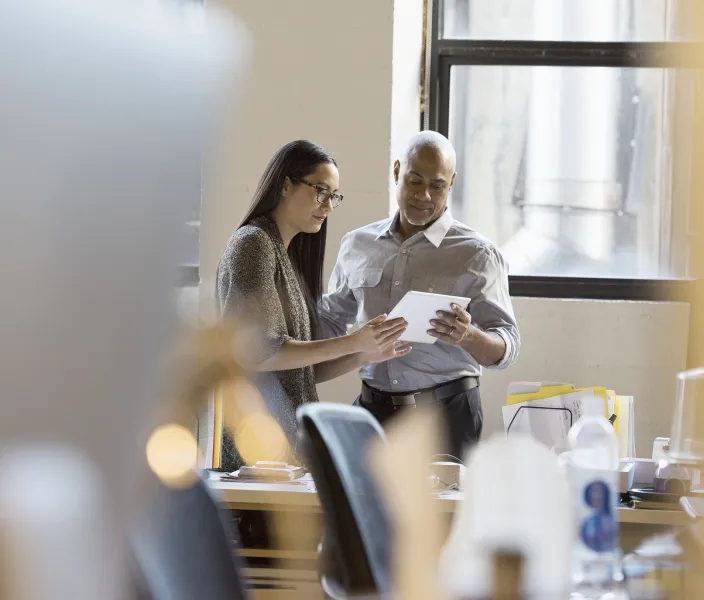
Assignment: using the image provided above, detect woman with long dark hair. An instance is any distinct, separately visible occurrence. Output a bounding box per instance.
[217,140,409,468]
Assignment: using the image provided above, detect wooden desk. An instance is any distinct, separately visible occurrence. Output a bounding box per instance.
[209,477,689,598]
[210,478,457,513]
[210,478,689,527]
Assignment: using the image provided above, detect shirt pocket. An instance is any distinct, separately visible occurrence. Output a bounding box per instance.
[409,275,457,295]
[349,268,383,290]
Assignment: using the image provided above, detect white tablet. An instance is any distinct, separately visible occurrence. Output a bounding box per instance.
[387,291,471,345]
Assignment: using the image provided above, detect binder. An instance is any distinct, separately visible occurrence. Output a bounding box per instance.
[503,382,635,459]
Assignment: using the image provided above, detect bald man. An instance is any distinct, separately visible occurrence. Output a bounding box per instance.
[320,131,520,459]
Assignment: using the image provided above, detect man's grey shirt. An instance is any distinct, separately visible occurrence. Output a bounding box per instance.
[319,210,520,393]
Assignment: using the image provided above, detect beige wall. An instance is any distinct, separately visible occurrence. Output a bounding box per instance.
[202,0,400,295]
[199,0,690,458]
[390,0,425,212]
[482,298,689,456]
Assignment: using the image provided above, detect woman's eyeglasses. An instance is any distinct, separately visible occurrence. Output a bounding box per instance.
[290,177,343,209]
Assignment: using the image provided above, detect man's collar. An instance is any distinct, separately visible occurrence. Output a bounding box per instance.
[422,209,453,247]
[377,209,453,248]
[375,212,399,240]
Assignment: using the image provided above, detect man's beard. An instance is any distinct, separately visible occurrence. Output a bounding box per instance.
[404,208,433,227]
[406,215,430,227]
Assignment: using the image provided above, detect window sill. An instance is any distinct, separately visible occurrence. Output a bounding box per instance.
[509,275,693,301]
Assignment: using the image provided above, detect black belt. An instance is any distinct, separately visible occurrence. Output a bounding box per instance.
[361,376,479,408]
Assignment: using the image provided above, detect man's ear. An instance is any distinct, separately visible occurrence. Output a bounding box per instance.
[393,160,401,183]
[449,172,456,189]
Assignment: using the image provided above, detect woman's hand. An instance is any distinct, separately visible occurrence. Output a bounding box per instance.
[351,314,408,353]
[361,340,412,365]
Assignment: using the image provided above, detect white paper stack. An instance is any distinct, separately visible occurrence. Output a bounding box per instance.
[233,462,306,482]
[615,396,636,458]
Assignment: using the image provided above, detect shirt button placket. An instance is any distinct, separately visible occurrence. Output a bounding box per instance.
[387,244,410,390]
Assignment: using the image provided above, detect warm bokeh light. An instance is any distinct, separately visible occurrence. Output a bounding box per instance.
[146,424,199,488]
[235,413,290,465]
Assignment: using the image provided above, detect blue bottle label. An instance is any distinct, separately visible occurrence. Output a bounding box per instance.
[579,479,618,552]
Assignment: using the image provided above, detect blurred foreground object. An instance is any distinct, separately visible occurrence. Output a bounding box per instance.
[0,447,113,600]
[368,405,446,600]
[440,435,573,599]
[163,320,252,422]
[669,0,704,600]
[667,368,704,468]
[146,424,201,489]
[490,552,524,600]
[649,368,704,505]
[0,0,248,597]
[130,472,248,600]
[162,319,292,468]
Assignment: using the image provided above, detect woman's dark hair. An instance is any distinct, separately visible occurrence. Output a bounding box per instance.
[239,140,337,339]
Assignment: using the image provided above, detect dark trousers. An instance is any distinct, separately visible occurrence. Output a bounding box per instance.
[354,385,483,462]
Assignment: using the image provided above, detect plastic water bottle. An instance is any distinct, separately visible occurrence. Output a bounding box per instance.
[567,396,623,598]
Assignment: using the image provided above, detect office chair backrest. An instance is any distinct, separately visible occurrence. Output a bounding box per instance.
[296,403,392,597]
[131,473,248,600]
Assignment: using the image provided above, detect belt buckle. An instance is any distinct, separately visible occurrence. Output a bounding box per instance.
[391,393,417,408]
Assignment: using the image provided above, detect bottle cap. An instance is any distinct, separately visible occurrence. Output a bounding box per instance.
[581,395,604,418]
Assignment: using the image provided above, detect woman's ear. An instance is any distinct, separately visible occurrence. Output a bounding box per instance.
[281,176,291,197]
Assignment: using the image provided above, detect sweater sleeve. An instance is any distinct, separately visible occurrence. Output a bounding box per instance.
[216,228,289,360]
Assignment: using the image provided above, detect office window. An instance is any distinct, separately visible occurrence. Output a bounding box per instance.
[426,0,702,298]
[442,0,678,43]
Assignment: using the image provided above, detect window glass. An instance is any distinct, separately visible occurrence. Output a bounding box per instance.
[447,64,694,278]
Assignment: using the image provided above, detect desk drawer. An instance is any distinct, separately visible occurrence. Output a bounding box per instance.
[229,509,323,553]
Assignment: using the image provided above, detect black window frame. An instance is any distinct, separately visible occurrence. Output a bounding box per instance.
[424,0,703,300]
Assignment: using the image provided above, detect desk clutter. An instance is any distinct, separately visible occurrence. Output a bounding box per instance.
[218,461,308,483]
[503,380,704,518]
[502,381,635,458]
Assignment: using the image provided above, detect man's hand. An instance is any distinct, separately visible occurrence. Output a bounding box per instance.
[427,303,473,345]
[362,340,412,365]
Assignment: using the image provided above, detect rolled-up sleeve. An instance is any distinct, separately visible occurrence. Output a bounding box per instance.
[466,247,520,369]
[216,230,289,360]
[318,233,358,339]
